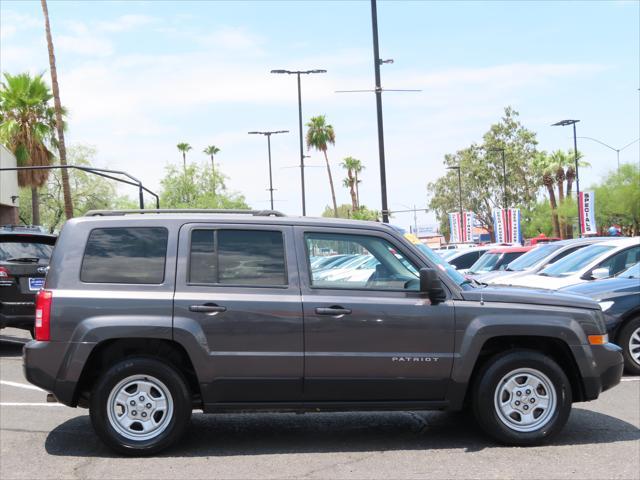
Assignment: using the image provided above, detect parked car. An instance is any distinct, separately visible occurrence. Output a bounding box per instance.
[441,246,493,273]
[505,237,640,290]
[465,246,533,277]
[479,237,608,285]
[24,209,622,454]
[562,263,640,375]
[0,226,57,336]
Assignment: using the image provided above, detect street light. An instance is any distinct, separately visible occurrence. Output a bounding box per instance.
[552,119,581,236]
[487,148,507,209]
[576,137,639,171]
[248,130,289,210]
[270,68,327,216]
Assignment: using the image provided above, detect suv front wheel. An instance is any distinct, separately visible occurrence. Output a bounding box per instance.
[90,357,192,455]
[472,350,572,445]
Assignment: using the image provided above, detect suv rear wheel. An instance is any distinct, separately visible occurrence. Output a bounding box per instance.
[90,357,192,455]
[472,350,572,445]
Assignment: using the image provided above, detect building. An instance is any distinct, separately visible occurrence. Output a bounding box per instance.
[0,145,19,224]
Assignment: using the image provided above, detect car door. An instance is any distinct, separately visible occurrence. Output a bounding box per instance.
[588,245,640,279]
[173,223,303,403]
[295,226,455,403]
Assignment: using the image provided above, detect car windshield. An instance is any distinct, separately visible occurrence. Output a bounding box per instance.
[468,252,501,274]
[414,243,468,287]
[619,262,639,279]
[506,243,560,271]
[0,239,54,262]
[539,244,615,277]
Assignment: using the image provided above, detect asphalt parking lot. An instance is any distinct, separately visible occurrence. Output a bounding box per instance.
[1,328,639,480]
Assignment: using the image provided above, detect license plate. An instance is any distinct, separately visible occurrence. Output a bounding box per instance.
[28,277,45,291]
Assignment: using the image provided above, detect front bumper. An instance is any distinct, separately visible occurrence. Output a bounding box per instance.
[571,342,624,401]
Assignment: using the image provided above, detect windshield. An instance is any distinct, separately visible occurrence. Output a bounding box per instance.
[0,240,54,261]
[619,262,639,278]
[539,244,615,277]
[507,243,560,271]
[468,252,501,274]
[414,243,468,287]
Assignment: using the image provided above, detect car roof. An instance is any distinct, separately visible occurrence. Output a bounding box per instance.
[552,236,610,246]
[588,237,639,248]
[487,246,533,254]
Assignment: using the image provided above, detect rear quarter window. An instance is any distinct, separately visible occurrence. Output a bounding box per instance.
[80,227,168,284]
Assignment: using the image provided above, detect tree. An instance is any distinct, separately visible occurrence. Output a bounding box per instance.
[592,163,640,236]
[159,163,249,210]
[203,145,220,196]
[0,72,59,225]
[322,203,379,221]
[428,107,541,239]
[17,145,134,232]
[176,142,192,173]
[41,0,73,220]
[306,115,338,217]
[341,156,363,211]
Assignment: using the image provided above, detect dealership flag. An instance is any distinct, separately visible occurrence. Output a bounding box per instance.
[579,191,597,235]
[462,211,475,243]
[493,208,521,243]
[448,212,462,243]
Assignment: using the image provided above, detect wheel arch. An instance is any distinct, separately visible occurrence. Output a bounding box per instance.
[74,338,202,408]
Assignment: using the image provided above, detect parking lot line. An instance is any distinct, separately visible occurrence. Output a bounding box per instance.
[0,402,64,407]
[620,377,639,382]
[0,380,44,391]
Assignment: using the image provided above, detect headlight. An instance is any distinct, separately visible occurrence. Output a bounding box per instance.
[598,301,614,312]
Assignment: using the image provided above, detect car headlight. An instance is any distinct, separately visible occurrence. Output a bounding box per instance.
[598,301,614,312]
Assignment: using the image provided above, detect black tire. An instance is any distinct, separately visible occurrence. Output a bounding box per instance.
[90,356,192,456]
[472,350,572,446]
[618,317,640,375]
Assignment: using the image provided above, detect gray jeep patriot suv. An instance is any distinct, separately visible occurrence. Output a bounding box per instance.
[23,209,624,455]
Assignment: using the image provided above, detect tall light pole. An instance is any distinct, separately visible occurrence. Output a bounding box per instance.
[576,137,639,171]
[248,130,289,210]
[552,119,581,236]
[270,69,326,216]
[488,148,507,209]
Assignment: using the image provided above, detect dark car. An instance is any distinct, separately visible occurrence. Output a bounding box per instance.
[23,209,622,455]
[466,246,533,277]
[562,263,640,375]
[0,226,57,335]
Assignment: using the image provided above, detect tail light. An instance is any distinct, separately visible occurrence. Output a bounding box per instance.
[0,266,12,286]
[35,290,53,341]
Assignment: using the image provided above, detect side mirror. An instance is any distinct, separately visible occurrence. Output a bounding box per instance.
[419,268,447,304]
[591,267,610,280]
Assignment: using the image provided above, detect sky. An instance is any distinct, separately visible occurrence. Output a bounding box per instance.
[1,0,638,230]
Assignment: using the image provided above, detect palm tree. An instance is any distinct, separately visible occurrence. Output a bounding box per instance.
[341,156,363,212]
[203,145,220,195]
[176,142,192,173]
[0,73,60,225]
[306,115,338,217]
[542,170,561,238]
[41,0,73,219]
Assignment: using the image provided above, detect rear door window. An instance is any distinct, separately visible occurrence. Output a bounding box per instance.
[189,229,287,286]
[0,237,55,261]
[80,227,168,284]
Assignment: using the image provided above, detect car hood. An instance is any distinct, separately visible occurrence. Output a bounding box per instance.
[494,273,585,290]
[479,269,532,283]
[461,285,600,310]
[560,277,640,300]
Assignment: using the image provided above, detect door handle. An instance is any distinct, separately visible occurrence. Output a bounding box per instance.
[189,304,227,315]
[315,306,352,316]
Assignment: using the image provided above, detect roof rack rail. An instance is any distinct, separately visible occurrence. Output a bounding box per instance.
[84,209,286,217]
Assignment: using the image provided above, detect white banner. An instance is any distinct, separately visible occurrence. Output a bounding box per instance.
[579,191,597,235]
[448,212,462,243]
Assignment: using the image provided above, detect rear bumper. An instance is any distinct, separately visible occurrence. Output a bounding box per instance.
[572,342,624,401]
[23,340,95,407]
[0,310,34,330]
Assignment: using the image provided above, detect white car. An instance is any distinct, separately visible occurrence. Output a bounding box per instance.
[442,246,493,274]
[479,237,608,285]
[504,237,640,290]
